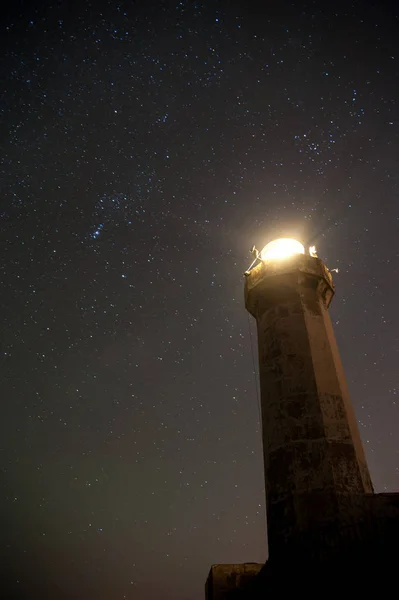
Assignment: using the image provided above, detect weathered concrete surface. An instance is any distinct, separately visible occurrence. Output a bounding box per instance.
[244,254,373,557]
[205,564,263,600]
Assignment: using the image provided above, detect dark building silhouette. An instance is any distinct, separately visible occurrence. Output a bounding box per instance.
[206,240,399,598]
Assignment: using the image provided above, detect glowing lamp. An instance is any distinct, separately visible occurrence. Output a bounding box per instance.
[260,238,305,261]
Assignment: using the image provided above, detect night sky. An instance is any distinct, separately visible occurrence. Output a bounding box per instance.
[1,1,399,598]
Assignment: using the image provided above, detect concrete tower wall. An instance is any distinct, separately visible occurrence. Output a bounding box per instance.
[245,254,373,556]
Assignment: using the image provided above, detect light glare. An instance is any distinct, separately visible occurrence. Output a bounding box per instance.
[260,238,305,261]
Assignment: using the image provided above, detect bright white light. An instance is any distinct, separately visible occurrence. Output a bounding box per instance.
[260,238,305,261]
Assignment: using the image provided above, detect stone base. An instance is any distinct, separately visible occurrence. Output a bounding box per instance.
[206,493,399,599]
[205,563,263,600]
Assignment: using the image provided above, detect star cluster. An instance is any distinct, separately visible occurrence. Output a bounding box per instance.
[1,1,399,599]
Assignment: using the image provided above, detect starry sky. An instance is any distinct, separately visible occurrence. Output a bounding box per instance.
[1,1,399,598]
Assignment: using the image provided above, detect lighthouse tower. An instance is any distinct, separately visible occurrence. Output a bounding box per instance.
[205,239,399,599]
[244,239,373,559]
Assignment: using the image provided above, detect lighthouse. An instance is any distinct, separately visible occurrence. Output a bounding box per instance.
[244,238,373,559]
[205,239,399,599]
